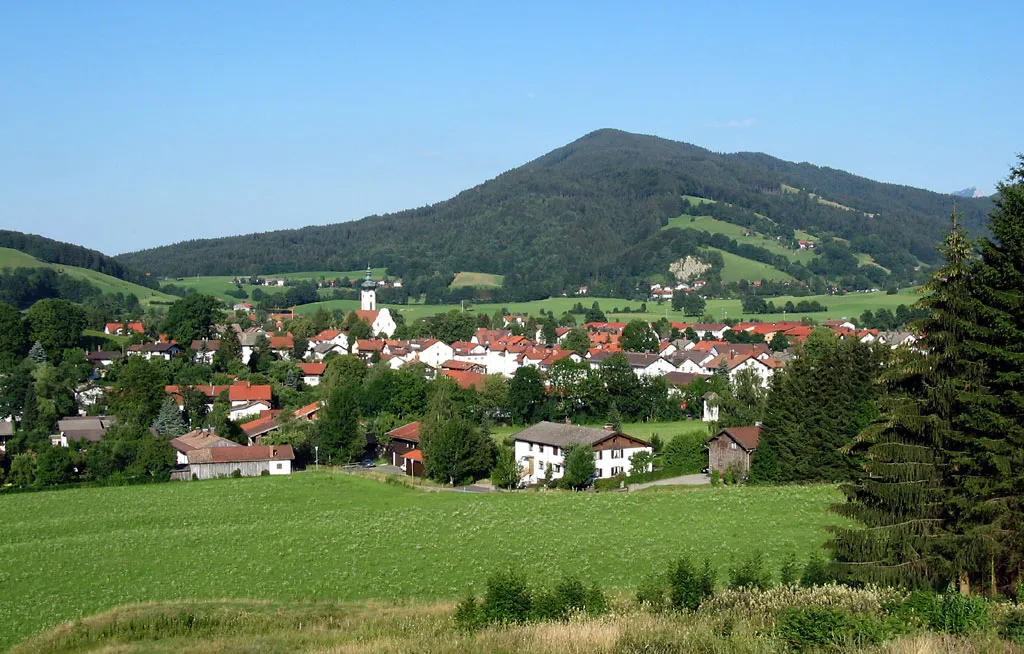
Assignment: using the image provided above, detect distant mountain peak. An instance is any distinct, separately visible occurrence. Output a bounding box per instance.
[952,186,987,199]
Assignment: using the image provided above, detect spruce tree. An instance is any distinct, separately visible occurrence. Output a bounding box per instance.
[950,157,1024,593]
[28,341,46,364]
[827,217,976,590]
[152,396,187,437]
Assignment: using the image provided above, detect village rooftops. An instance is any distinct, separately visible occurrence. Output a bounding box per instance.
[54,416,114,443]
[512,421,651,449]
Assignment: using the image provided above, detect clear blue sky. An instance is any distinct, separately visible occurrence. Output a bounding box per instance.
[2,1,1021,255]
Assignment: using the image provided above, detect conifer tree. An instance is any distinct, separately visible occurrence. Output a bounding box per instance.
[949,157,1024,592]
[28,341,46,365]
[827,217,977,590]
[152,396,187,437]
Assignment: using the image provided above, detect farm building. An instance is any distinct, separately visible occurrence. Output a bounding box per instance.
[384,421,421,467]
[512,421,652,485]
[706,425,761,476]
[169,429,243,466]
[175,445,295,480]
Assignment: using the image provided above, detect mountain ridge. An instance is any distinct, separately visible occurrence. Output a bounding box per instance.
[115,129,992,295]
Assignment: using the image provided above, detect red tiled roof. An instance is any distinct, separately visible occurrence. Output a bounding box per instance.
[311,329,343,342]
[441,369,486,390]
[296,362,327,376]
[386,421,421,443]
[440,359,477,371]
[403,448,423,462]
[354,310,380,324]
[229,381,273,403]
[269,335,294,350]
[356,339,385,351]
[293,401,320,420]
[190,444,295,463]
[241,413,281,438]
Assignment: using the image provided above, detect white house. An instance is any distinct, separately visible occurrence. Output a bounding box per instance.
[169,429,242,466]
[702,392,720,423]
[296,362,326,386]
[228,400,273,422]
[512,421,653,485]
[410,339,454,369]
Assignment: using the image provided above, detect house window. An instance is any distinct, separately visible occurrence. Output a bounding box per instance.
[611,449,623,459]
[553,464,561,473]
[611,466,624,476]
[553,447,559,456]
[730,442,738,450]
[595,450,602,460]
[594,469,602,478]
[276,463,283,470]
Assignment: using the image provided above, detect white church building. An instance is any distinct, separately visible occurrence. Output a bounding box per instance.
[355,266,397,337]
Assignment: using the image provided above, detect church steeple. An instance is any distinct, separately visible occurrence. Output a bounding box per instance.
[360,265,377,311]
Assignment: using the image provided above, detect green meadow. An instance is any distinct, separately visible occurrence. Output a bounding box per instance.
[294,288,921,324]
[0,248,177,306]
[0,473,841,648]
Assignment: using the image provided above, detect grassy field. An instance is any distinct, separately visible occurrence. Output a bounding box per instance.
[294,288,922,324]
[663,215,816,265]
[708,248,795,283]
[166,269,387,302]
[450,271,505,288]
[0,248,177,306]
[0,474,842,648]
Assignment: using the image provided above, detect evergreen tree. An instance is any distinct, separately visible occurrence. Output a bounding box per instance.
[19,381,40,435]
[606,403,622,431]
[491,445,522,489]
[213,327,240,371]
[949,158,1024,592]
[827,217,976,590]
[28,341,46,364]
[316,384,364,464]
[152,396,187,437]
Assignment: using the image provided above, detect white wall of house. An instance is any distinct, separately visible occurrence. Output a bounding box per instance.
[269,458,291,475]
[229,401,272,422]
[418,341,454,369]
[636,359,678,377]
[372,309,397,337]
[702,399,719,423]
[729,358,775,387]
[513,440,652,485]
[302,375,321,387]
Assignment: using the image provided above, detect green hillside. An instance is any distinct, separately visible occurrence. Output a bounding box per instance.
[163,269,387,302]
[450,272,504,288]
[663,214,815,264]
[0,248,176,306]
[117,129,991,299]
[708,248,795,283]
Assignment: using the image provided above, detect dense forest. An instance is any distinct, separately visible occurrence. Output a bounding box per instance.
[0,231,156,289]
[117,129,991,297]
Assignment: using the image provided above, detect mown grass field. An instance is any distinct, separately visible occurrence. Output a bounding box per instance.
[707,248,795,283]
[450,271,505,288]
[165,269,387,302]
[0,474,842,648]
[294,288,922,324]
[0,248,177,306]
[662,214,816,265]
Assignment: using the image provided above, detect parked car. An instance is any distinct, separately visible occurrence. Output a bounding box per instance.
[360,458,376,468]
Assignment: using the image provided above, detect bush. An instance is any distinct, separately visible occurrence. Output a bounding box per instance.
[482,569,531,624]
[777,605,853,651]
[260,469,270,477]
[529,587,564,621]
[799,555,832,587]
[698,558,716,599]
[929,589,990,635]
[999,608,1024,644]
[554,575,588,614]
[668,557,704,611]
[635,572,667,612]
[454,589,484,631]
[230,469,242,478]
[710,469,720,486]
[585,582,608,616]
[728,551,772,590]
[779,553,799,586]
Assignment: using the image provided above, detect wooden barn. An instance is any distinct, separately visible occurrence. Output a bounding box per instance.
[706,425,761,476]
[179,445,295,480]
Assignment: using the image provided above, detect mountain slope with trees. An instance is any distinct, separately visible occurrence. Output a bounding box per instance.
[0,231,156,289]
[116,129,992,298]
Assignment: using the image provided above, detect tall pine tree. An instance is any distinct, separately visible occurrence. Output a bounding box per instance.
[827,216,977,590]
[950,157,1024,593]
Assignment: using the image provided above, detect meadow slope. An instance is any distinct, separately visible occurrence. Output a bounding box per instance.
[0,474,842,648]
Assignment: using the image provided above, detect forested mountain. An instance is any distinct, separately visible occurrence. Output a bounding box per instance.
[0,230,156,289]
[117,129,991,297]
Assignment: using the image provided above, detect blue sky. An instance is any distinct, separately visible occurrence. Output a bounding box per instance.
[1,1,1021,254]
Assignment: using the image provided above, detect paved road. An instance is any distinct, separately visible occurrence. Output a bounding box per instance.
[628,474,711,491]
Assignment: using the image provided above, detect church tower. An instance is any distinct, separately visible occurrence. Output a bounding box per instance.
[360,266,376,311]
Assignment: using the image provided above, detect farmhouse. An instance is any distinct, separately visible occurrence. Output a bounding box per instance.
[190,339,220,364]
[104,322,144,336]
[707,425,761,476]
[169,429,242,466]
[50,416,114,447]
[296,362,327,386]
[181,445,295,480]
[126,342,184,360]
[512,421,653,485]
[384,421,421,466]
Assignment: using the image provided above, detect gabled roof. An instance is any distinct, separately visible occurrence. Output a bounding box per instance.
[169,429,241,453]
[269,334,294,350]
[296,362,327,376]
[293,401,321,420]
[354,309,380,324]
[190,339,221,351]
[441,369,486,390]
[229,381,273,403]
[709,425,761,451]
[403,448,423,462]
[311,329,343,342]
[386,421,421,443]
[663,371,710,386]
[356,339,385,351]
[241,412,282,438]
[513,421,651,449]
[189,444,295,463]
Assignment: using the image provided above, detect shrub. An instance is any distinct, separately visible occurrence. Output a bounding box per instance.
[554,575,588,614]
[710,469,720,486]
[929,589,990,635]
[668,557,703,611]
[999,608,1024,644]
[728,551,772,591]
[779,553,799,586]
[454,589,484,631]
[529,587,564,621]
[777,605,852,651]
[482,569,531,624]
[585,582,608,616]
[230,469,242,478]
[698,558,716,599]
[799,555,832,587]
[260,469,270,477]
[635,572,667,612]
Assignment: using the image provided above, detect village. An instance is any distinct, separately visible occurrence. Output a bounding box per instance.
[5,266,920,490]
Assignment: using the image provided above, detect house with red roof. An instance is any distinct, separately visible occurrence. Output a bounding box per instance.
[384,421,421,467]
[104,322,145,336]
[296,362,327,386]
[441,369,487,390]
[177,444,295,480]
[228,381,273,407]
